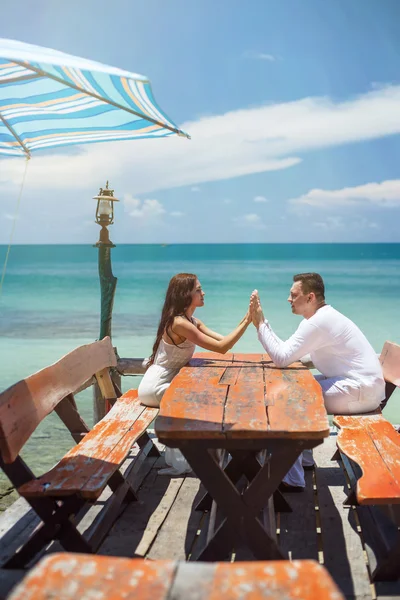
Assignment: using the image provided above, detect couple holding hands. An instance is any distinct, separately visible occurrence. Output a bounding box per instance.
[139,271,385,484]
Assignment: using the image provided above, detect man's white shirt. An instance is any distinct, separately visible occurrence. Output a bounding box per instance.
[257,305,385,394]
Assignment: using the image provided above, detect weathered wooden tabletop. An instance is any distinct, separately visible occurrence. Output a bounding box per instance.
[156,352,330,443]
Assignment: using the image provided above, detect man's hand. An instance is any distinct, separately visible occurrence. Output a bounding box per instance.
[250,289,265,328]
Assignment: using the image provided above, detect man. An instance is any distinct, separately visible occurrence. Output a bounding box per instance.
[250,272,385,491]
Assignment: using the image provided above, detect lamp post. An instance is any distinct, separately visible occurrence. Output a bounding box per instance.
[93,181,120,422]
[93,181,119,341]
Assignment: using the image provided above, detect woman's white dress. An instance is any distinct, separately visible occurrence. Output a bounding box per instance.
[138,329,196,475]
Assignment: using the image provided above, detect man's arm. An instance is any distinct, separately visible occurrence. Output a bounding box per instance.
[250,290,324,367]
[299,354,315,369]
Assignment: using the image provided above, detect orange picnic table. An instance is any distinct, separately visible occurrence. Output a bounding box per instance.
[155,352,330,561]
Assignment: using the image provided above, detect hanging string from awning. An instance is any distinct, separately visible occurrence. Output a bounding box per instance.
[0,156,30,299]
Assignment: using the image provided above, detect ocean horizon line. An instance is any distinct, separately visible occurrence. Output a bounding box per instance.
[1,242,400,247]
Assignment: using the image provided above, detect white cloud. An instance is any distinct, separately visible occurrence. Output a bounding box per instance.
[244,213,262,223]
[354,218,380,230]
[243,51,277,62]
[170,211,184,217]
[313,216,379,231]
[254,195,268,203]
[290,179,400,208]
[233,213,266,229]
[314,216,345,229]
[123,194,140,210]
[3,85,400,199]
[123,194,165,218]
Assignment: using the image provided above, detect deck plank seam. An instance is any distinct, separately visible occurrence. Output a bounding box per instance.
[312,468,325,566]
[143,482,185,559]
[186,505,209,561]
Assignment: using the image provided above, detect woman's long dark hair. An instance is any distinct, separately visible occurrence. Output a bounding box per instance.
[147,273,197,368]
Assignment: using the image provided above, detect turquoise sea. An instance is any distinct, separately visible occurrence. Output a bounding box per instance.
[1,243,399,507]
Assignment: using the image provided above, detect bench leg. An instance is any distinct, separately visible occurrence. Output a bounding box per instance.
[339,453,361,505]
[331,448,340,461]
[354,503,400,582]
[105,430,160,502]
[5,514,93,569]
[4,496,91,569]
[343,489,358,506]
[108,470,138,502]
[137,431,160,457]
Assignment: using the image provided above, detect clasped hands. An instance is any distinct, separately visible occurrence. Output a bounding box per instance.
[246,289,265,329]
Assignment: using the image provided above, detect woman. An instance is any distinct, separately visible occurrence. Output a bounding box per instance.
[138,272,251,475]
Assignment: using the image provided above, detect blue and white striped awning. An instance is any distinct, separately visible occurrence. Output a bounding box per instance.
[0,38,189,158]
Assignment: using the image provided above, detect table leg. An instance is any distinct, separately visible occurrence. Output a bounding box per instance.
[195,450,248,511]
[185,447,279,561]
[235,450,292,513]
[372,534,400,581]
[182,444,302,561]
[195,450,292,513]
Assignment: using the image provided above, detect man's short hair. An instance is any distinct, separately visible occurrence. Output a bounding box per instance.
[293,273,325,301]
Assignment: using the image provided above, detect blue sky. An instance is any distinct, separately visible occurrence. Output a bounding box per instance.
[1,0,400,243]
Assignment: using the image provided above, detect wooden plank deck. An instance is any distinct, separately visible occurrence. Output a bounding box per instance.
[1,432,400,600]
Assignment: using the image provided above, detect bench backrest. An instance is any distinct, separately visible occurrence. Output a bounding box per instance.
[0,337,117,464]
[380,340,400,387]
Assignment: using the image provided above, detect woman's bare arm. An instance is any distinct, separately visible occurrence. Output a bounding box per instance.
[195,318,224,341]
[174,313,251,354]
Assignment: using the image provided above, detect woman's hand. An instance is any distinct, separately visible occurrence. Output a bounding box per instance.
[240,309,252,325]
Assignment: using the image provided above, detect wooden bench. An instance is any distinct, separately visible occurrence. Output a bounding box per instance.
[7,552,344,600]
[0,337,159,569]
[333,340,400,581]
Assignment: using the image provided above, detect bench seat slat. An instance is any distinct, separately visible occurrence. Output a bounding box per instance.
[81,406,158,499]
[211,559,342,600]
[9,554,177,600]
[334,414,400,505]
[8,554,344,600]
[18,390,157,500]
